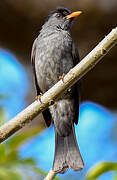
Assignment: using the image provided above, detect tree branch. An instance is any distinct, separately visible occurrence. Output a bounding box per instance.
[0,28,117,144]
[44,170,56,180]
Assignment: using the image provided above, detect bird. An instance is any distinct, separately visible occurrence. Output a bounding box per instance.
[31,7,84,173]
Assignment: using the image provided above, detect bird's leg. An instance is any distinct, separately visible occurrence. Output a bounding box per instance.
[35,92,43,103]
[59,73,66,82]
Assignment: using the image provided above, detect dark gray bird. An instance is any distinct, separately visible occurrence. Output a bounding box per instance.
[31,7,84,173]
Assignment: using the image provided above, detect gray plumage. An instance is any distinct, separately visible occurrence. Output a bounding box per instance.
[31,7,84,173]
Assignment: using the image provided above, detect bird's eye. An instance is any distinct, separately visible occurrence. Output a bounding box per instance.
[56,13,62,18]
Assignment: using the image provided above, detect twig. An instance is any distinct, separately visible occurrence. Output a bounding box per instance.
[0,28,117,144]
[44,170,56,180]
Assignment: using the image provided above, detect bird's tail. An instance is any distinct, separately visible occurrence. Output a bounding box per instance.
[52,125,84,173]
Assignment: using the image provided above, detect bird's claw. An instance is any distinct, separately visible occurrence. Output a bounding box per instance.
[59,73,66,82]
[35,93,43,103]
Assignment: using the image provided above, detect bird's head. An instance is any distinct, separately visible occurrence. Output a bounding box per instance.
[43,7,82,31]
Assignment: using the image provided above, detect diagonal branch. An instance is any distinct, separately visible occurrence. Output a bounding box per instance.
[0,27,117,144]
[44,170,56,180]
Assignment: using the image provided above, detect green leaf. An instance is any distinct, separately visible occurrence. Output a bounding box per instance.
[5,170,22,180]
[0,144,7,162]
[20,157,36,165]
[85,162,117,180]
[7,126,44,150]
[6,150,20,162]
[0,167,22,180]
[0,123,60,180]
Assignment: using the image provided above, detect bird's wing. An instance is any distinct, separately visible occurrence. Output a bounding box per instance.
[31,38,41,95]
[31,38,51,127]
[72,42,81,125]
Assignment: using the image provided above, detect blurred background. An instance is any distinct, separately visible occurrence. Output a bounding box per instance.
[0,0,117,180]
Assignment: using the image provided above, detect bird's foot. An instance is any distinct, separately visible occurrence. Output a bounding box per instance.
[59,73,66,82]
[35,93,43,103]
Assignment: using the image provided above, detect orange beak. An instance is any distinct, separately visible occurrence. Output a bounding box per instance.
[66,11,82,19]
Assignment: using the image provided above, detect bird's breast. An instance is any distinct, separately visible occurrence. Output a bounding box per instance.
[35,33,73,92]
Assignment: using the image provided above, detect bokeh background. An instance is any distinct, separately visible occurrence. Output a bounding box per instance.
[0,0,117,180]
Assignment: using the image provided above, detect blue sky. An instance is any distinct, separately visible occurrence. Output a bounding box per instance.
[0,49,29,119]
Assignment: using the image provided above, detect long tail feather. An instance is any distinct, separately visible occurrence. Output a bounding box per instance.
[52,125,84,173]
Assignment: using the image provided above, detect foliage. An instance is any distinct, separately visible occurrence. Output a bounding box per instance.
[1,101,117,180]
[85,162,117,180]
[0,108,60,180]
